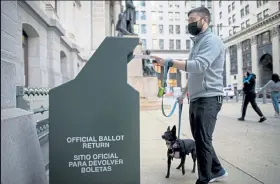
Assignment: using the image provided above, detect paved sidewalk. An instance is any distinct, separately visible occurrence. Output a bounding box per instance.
[140,102,280,184]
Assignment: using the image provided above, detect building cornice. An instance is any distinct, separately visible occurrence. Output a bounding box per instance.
[223,11,280,43]
[19,0,65,36]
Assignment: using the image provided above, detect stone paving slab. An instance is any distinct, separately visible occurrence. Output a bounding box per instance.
[142,102,280,184]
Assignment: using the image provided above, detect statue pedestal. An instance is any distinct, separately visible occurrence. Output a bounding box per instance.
[124,35,170,111]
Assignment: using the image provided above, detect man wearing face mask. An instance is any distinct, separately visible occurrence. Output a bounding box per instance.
[152,7,228,184]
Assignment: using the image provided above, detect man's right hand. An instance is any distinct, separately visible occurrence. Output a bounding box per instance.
[177,94,185,104]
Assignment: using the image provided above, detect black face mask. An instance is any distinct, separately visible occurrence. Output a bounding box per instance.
[188,19,203,36]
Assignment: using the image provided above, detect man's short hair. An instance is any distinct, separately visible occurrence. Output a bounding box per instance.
[188,7,211,24]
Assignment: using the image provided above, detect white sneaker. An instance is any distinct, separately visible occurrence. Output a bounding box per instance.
[209,170,228,183]
[274,113,280,118]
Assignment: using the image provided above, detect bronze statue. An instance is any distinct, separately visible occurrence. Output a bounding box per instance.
[116,0,137,36]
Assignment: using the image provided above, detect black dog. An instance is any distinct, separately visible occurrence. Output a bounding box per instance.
[162,125,197,178]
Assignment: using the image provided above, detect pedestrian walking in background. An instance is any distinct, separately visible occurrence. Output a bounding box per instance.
[258,73,280,117]
[238,71,267,122]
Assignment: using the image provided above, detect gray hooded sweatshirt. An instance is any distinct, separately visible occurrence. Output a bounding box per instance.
[186,28,225,100]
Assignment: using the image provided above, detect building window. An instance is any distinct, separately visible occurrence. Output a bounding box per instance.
[54,0,58,12]
[152,24,157,34]
[257,0,262,8]
[134,24,139,34]
[219,12,222,19]
[169,25,174,34]
[159,11,163,20]
[241,22,245,29]
[159,25,164,34]
[141,24,147,34]
[140,11,146,20]
[246,20,250,27]
[22,31,29,87]
[229,45,238,75]
[201,1,205,7]
[169,39,174,50]
[142,39,146,49]
[168,12,173,21]
[232,14,236,23]
[240,9,244,18]
[263,0,269,4]
[279,2,280,11]
[186,40,190,50]
[185,25,189,34]
[263,9,269,18]
[151,11,157,21]
[185,12,188,21]
[245,5,249,15]
[207,2,212,9]
[185,1,188,7]
[175,12,180,21]
[219,23,223,31]
[219,0,222,8]
[151,1,157,9]
[176,25,180,34]
[152,39,158,49]
[240,0,244,5]
[228,17,232,25]
[191,1,196,8]
[229,29,232,36]
[174,1,180,8]
[232,2,235,10]
[136,11,139,20]
[257,13,262,21]
[159,39,164,50]
[140,1,145,7]
[228,5,231,13]
[233,27,237,34]
[176,40,181,50]
[257,31,271,46]
[242,39,252,71]
[168,1,173,8]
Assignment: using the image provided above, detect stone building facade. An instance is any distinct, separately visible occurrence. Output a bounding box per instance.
[2,0,121,88]
[224,13,280,90]
[1,1,121,184]
[213,0,280,90]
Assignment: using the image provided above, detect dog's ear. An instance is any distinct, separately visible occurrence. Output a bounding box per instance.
[167,126,170,131]
[171,125,176,132]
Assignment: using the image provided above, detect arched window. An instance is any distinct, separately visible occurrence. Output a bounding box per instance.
[22,31,29,86]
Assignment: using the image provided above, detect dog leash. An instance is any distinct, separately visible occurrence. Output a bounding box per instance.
[178,103,183,139]
[156,59,184,137]
[157,59,179,117]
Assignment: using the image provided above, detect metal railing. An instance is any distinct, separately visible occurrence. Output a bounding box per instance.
[16,86,50,172]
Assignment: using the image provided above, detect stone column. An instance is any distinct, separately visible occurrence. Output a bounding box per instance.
[47,29,62,87]
[92,1,106,51]
[1,1,47,184]
[225,48,231,86]
[250,35,260,87]
[113,1,121,36]
[271,26,280,74]
[237,42,243,86]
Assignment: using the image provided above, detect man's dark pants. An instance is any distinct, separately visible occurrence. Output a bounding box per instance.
[241,92,264,118]
[189,96,223,184]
